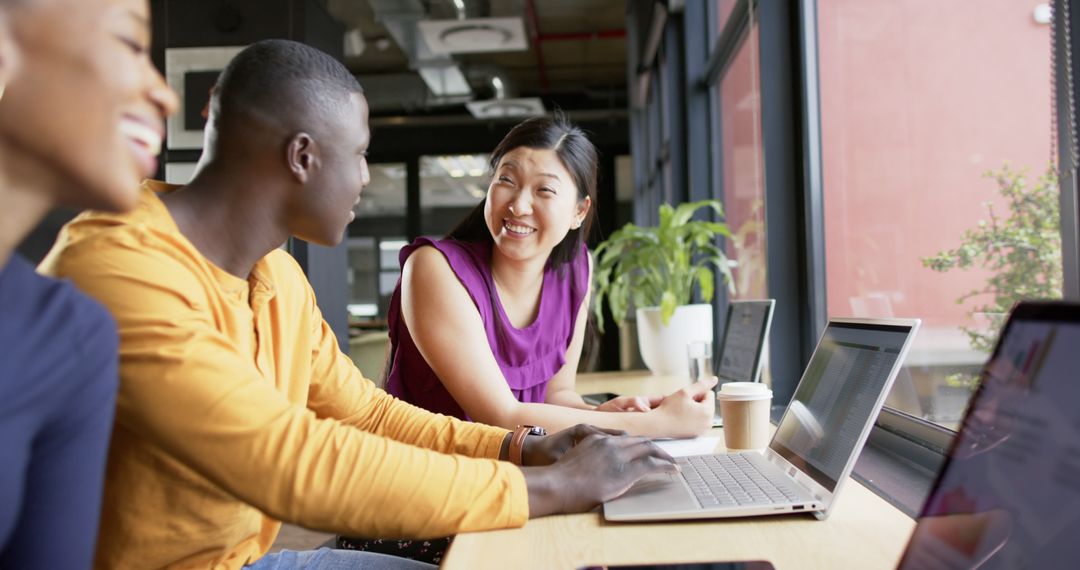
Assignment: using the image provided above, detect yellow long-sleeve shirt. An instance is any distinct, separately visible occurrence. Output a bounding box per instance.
[39,181,529,569]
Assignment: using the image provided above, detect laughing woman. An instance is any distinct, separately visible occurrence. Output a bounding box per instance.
[384,115,715,438]
[0,0,176,567]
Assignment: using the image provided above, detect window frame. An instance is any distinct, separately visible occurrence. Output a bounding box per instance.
[1058,0,1080,300]
[703,0,819,407]
[630,0,1080,513]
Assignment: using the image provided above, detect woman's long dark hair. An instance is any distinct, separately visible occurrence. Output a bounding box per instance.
[447,113,599,270]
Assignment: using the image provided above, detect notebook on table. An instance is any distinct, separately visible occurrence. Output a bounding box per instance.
[897,301,1080,569]
[605,317,920,522]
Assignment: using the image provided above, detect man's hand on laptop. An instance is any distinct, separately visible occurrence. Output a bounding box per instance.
[520,424,631,466]
[521,432,678,517]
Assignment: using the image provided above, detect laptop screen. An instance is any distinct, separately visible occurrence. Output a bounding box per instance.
[770,321,913,493]
[898,303,1080,569]
[717,301,773,383]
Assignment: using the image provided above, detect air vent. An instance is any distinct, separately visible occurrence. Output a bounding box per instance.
[466,97,546,119]
[418,17,528,54]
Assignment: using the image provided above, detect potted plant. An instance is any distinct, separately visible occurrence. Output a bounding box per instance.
[593,200,735,376]
[921,163,1061,395]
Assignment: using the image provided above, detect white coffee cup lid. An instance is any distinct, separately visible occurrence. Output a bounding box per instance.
[716,381,772,401]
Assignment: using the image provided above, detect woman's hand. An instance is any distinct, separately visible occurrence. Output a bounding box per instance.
[595,395,663,413]
[649,376,719,438]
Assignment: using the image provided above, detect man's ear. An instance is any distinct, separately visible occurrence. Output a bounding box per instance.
[286,132,320,183]
[201,85,219,121]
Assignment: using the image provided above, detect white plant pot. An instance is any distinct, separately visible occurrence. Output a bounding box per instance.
[636,304,714,377]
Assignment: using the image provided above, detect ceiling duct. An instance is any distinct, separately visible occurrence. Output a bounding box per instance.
[365,0,536,117]
[463,64,516,99]
[367,0,472,97]
[448,0,491,20]
[462,63,545,119]
[357,72,472,114]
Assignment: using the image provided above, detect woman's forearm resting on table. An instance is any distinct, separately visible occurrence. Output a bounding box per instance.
[475,398,706,438]
[544,387,594,410]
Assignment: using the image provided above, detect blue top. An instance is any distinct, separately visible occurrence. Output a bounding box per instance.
[0,255,119,569]
[385,237,590,420]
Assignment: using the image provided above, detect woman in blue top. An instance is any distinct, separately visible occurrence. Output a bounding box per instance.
[0,1,177,567]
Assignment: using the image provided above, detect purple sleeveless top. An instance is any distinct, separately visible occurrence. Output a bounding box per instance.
[384,237,590,420]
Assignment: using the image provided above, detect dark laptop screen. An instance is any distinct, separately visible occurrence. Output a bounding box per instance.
[770,321,912,492]
[716,301,773,383]
[898,303,1080,569]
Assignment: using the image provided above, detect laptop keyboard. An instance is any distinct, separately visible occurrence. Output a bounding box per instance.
[678,453,802,508]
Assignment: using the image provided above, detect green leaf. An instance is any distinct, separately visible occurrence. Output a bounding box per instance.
[672,200,723,227]
[696,266,715,302]
[660,290,678,326]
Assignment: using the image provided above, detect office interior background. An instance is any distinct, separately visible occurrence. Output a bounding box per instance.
[17,0,1080,521]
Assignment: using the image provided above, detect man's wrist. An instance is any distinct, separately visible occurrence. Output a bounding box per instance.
[520,433,544,466]
[509,425,546,466]
[521,466,561,517]
[499,431,513,461]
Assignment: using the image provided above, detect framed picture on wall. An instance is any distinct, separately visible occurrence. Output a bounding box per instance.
[164,46,244,150]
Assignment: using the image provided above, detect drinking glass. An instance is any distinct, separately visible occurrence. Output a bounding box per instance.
[687,340,713,383]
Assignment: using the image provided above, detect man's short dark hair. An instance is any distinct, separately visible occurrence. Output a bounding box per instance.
[211,39,363,136]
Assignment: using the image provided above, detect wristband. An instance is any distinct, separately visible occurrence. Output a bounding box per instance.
[509,425,546,466]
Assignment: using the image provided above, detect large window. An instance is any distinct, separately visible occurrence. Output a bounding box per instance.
[346,156,490,323]
[704,2,774,385]
[716,0,737,34]
[818,0,1060,428]
[419,154,488,236]
[347,162,406,323]
[716,18,767,300]
[647,77,664,225]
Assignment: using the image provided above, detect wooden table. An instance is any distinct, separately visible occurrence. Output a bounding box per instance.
[443,371,916,569]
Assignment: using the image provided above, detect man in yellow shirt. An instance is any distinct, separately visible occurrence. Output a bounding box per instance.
[41,39,676,569]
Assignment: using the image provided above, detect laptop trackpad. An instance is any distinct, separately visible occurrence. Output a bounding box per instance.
[604,473,700,518]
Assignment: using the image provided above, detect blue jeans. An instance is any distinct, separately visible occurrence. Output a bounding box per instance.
[245,548,436,570]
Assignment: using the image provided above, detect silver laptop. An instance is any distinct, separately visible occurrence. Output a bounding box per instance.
[712,300,776,425]
[605,317,921,522]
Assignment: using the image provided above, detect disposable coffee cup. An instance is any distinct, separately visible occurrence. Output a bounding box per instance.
[716,382,772,451]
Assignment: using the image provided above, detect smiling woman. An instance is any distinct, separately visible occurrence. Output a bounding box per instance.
[0,0,176,567]
[383,114,718,440]
[0,0,176,213]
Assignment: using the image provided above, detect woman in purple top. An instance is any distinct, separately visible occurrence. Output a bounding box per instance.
[385,115,715,438]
